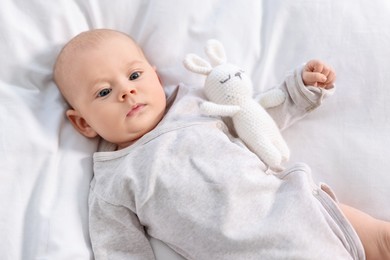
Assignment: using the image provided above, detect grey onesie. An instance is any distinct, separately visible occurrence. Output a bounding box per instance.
[89,67,365,259]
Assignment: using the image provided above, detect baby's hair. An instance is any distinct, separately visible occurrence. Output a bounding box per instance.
[53,29,140,107]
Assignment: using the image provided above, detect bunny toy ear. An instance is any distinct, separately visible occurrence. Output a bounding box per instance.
[205,39,227,66]
[183,53,213,75]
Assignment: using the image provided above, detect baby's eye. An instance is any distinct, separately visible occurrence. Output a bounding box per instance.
[97,88,112,97]
[129,72,141,81]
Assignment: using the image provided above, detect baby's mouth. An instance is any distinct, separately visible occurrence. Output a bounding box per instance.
[127,104,145,117]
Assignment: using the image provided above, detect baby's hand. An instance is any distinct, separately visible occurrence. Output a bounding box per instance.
[302,60,336,89]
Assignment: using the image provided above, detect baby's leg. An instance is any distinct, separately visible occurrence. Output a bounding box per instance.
[339,204,390,260]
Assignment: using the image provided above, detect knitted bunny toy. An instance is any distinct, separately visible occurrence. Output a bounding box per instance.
[183,39,289,171]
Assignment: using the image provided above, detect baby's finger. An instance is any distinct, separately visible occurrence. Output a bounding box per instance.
[303,71,327,85]
[306,60,324,73]
[321,66,331,77]
[324,71,336,87]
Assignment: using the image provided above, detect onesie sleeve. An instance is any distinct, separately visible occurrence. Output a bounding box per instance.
[89,189,155,260]
[260,65,335,131]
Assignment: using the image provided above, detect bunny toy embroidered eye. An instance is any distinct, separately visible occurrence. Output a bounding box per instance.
[183,39,289,171]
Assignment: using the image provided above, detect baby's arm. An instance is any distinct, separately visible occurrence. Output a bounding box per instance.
[259,61,335,131]
[89,192,155,259]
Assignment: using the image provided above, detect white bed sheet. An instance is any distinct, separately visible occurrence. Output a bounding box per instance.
[1,0,389,259]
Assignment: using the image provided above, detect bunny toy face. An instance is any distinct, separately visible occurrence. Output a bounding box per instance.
[204,63,253,105]
[183,39,253,105]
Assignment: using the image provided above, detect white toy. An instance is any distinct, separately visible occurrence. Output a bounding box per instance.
[183,39,290,171]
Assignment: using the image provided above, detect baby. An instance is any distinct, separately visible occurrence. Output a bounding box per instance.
[54,29,390,259]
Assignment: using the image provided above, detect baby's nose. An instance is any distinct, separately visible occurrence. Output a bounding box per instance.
[120,87,137,100]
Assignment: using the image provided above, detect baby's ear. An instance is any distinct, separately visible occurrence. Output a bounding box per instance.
[66,109,98,138]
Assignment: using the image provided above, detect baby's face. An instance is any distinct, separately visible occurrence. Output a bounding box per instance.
[66,34,166,149]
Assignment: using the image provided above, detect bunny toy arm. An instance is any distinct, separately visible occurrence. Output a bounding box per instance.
[257,88,286,109]
[200,101,241,117]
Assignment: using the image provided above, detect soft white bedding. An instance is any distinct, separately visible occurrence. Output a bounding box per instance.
[1,0,389,259]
